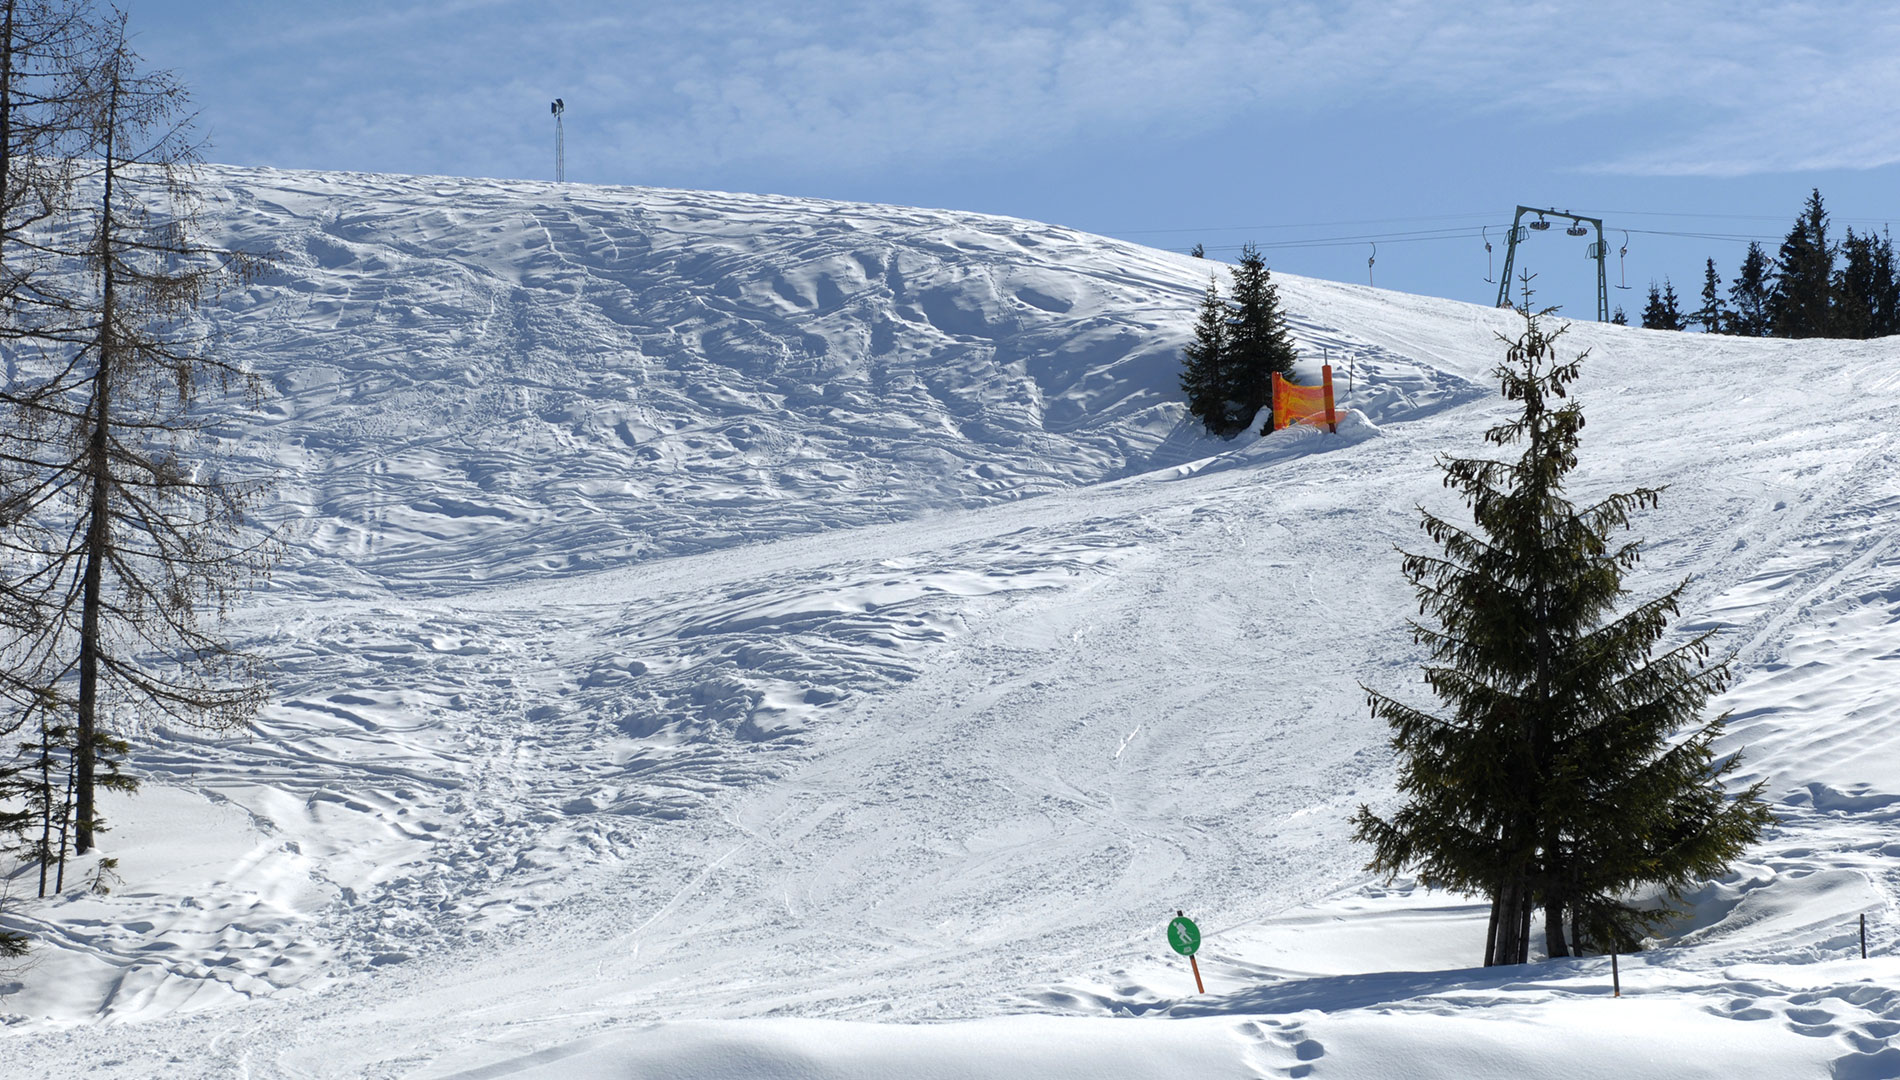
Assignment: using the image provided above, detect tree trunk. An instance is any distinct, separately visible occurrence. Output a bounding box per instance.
[55,747,71,889]
[1491,875,1533,966]
[73,367,104,854]
[1517,887,1533,964]
[1483,891,1502,967]
[35,720,49,895]
[1488,881,1511,966]
[75,74,117,856]
[1545,898,1569,958]
[0,0,15,218]
[1543,830,1569,958]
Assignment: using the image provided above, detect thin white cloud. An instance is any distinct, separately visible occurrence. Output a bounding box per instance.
[138,0,1900,182]
[1492,2,1900,176]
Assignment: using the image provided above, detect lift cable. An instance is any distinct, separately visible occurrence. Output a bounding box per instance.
[1605,208,1900,226]
[1189,225,1512,253]
[1114,211,1500,237]
[1118,206,1899,246]
[1169,215,1870,263]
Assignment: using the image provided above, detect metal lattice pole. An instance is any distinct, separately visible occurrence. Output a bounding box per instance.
[551,98,565,182]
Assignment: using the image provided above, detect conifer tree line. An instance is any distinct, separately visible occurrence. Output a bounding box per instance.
[0,0,274,951]
[1179,242,1298,438]
[1645,189,1899,338]
[1355,287,1772,966]
[1639,278,1683,331]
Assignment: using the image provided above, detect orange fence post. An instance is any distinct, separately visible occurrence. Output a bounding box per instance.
[1321,364,1336,433]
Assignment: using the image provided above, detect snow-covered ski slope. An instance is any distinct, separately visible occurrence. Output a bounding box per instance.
[3,167,1898,1077]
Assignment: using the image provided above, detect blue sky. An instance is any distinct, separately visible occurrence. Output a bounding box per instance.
[132,0,1900,320]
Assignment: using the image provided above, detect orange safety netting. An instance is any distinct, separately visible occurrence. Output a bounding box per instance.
[1271,365,1338,432]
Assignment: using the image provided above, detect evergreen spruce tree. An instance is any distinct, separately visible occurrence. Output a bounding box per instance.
[1353,285,1772,966]
[1833,227,1898,339]
[1769,188,1835,338]
[1225,243,1296,435]
[1611,306,1627,326]
[1870,228,1900,338]
[1693,258,1728,334]
[1836,229,1873,340]
[1727,242,1774,337]
[1641,279,1683,330]
[1179,275,1228,436]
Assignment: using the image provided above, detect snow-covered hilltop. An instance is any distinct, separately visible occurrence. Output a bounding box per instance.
[4,168,1898,1078]
[189,168,1477,600]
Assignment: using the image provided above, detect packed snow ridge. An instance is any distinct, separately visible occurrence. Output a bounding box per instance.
[1,166,1898,1078]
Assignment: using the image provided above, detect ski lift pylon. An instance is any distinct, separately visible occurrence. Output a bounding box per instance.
[1496,204,1610,321]
[1482,225,1495,284]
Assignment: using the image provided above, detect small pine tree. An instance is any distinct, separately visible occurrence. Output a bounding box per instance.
[1180,275,1228,435]
[1641,278,1683,330]
[1611,306,1628,326]
[1189,243,1205,259]
[1693,258,1728,334]
[1727,242,1774,337]
[1225,243,1297,435]
[1353,284,1772,966]
[1769,188,1835,338]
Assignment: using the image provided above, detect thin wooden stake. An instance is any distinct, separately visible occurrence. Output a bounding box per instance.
[1861,913,1868,959]
[1611,948,1620,998]
[1189,953,1205,994]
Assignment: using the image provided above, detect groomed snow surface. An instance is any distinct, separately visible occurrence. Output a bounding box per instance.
[1,167,1896,1077]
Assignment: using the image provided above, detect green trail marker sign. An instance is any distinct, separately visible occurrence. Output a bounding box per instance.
[1167,914,1201,956]
[1168,910,1205,993]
